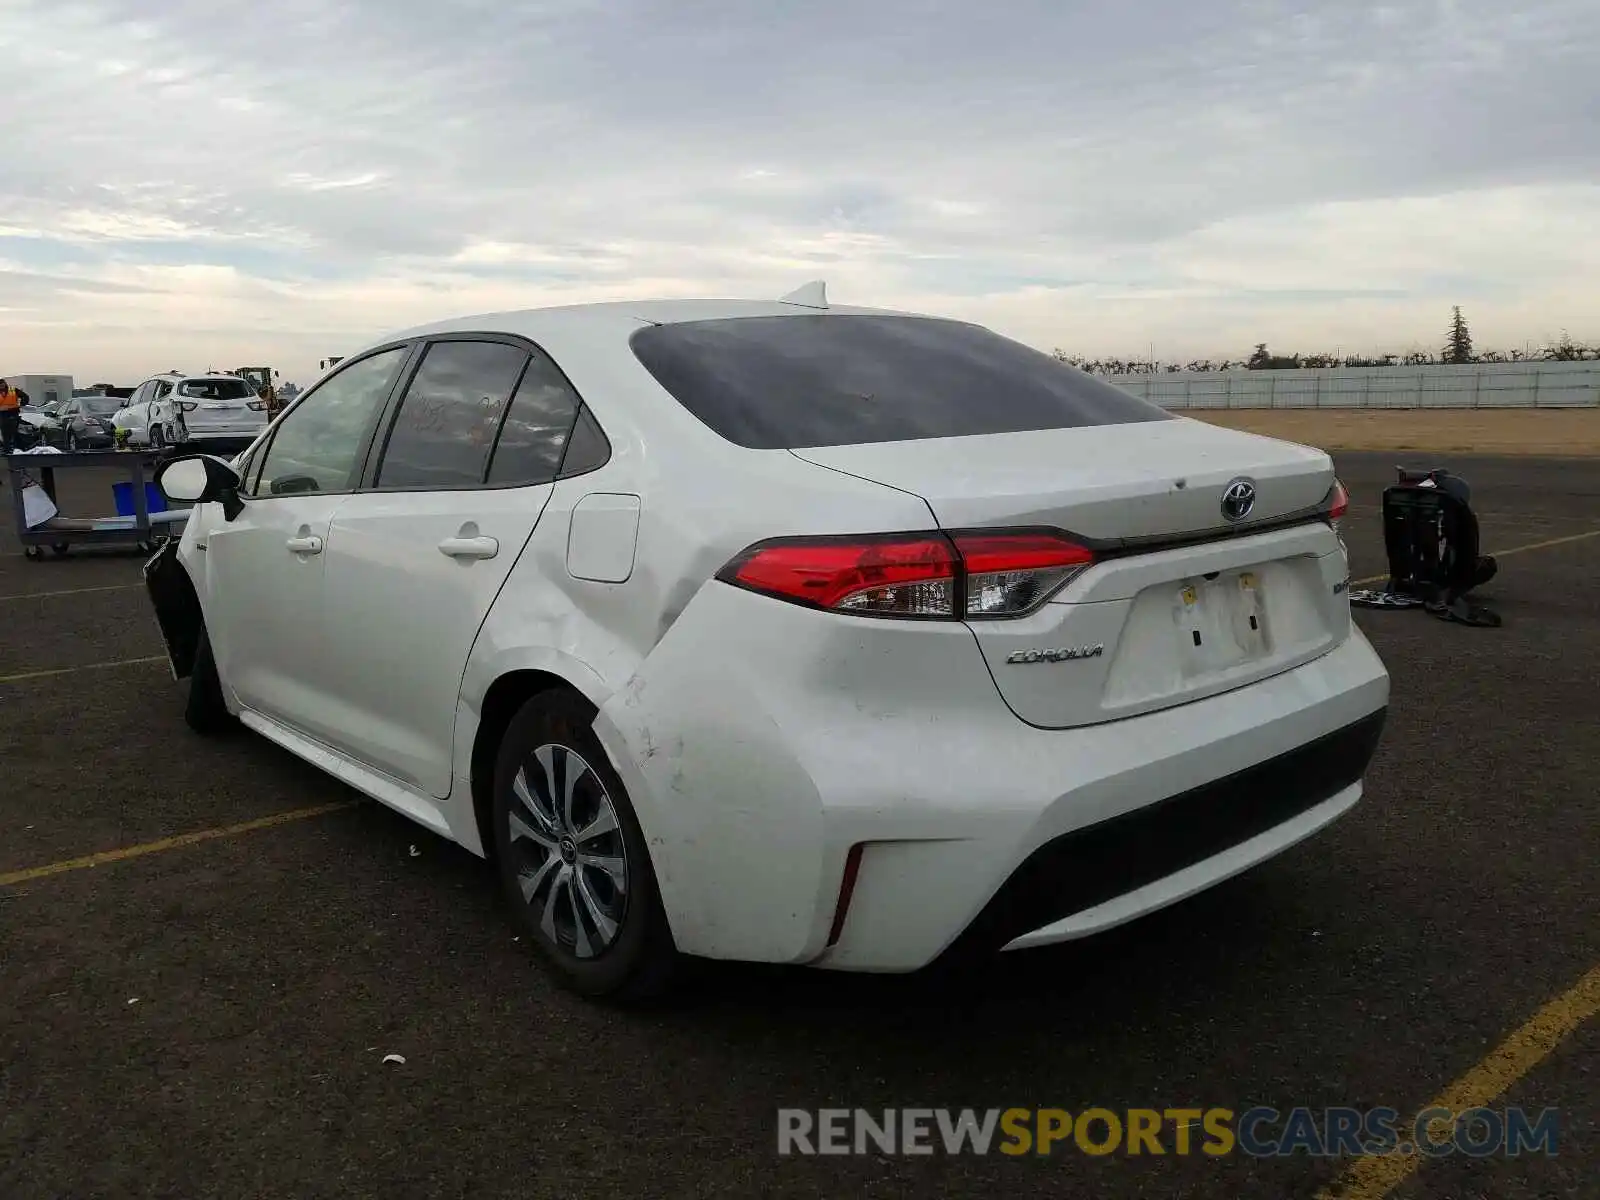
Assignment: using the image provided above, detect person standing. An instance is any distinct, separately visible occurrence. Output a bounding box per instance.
[0,379,22,454]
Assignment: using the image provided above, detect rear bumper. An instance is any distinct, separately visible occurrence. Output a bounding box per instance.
[948,709,1383,958]
[593,582,1390,972]
[184,429,263,442]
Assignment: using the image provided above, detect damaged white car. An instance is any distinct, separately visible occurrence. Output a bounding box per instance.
[144,287,1389,1000]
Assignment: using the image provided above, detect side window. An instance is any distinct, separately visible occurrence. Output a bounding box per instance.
[154,381,173,401]
[557,406,610,478]
[484,351,584,486]
[374,340,527,489]
[252,347,407,496]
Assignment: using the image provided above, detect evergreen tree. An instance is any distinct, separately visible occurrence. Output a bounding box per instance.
[1443,306,1475,364]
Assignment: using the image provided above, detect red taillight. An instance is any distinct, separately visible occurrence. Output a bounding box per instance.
[717,529,1095,620]
[1328,478,1349,524]
[720,534,957,617]
[177,400,198,412]
[951,532,1097,618]
[246,399,266,411]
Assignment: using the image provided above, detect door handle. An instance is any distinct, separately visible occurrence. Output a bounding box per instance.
[438,535,499,560]
[285,534,323,554]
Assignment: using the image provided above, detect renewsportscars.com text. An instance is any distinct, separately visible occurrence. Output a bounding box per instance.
[776,1106,1560,1158]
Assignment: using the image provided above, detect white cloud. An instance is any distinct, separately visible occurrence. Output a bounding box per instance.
[1,0,1596,385]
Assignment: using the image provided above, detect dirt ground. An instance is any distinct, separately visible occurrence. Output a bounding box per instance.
[1186,407,1600,456]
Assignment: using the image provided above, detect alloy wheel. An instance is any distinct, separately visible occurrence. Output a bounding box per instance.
[507,744,630,959]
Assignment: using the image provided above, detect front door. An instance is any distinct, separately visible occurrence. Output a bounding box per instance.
[318,337,589,797]
[201,345,412,741]
[203,492,346,726]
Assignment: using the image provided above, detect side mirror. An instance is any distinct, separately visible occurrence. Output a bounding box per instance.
[155,454,245,520]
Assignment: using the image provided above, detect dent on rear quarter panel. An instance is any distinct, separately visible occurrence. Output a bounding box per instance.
[590,581,833,963]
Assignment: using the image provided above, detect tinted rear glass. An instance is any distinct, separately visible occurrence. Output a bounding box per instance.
[629,315,1172,449]
[178,379,253,400]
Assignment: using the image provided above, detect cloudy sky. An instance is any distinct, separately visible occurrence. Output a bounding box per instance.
[3,0,1597,386]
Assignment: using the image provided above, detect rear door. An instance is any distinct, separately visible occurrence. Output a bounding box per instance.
[317,335,588,797]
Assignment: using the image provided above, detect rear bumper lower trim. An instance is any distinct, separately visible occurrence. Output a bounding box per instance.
[941,707,1387,960]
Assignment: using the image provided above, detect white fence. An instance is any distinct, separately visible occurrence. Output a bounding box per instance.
[1102,361,1600,409]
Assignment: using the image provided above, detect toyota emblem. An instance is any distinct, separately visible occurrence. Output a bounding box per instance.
[1221,478,1257,522]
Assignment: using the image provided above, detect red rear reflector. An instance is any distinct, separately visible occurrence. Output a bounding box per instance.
[827,844,866,947]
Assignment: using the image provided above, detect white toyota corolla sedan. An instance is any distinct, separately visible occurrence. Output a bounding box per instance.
[145,286,1389,1000]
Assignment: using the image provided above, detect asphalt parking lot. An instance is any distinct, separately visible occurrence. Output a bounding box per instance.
[1,451,1595,1200]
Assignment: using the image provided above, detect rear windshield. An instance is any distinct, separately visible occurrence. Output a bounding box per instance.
[629,314,1172,449]
[82,395,123,414]
[178,378,254,400]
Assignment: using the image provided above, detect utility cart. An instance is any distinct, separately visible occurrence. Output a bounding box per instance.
[4,449,189,559]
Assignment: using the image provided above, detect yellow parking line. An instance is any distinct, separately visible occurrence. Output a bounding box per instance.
[1351,527,1600,587]
[1317,962,1600,1199]
[0,582,142,603]
[0,655,167,685]
[0,801,360,888]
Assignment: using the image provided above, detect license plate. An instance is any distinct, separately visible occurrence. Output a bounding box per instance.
[202,403,237,411]
[1174,571,1270,675]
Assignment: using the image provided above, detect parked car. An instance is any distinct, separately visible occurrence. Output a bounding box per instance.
[144,290,1390,1001]
[14,408,50,451]
[118,372,268,450]
[110,397,155,447]
[36,393,124,450]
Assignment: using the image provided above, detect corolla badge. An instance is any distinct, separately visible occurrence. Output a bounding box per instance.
[1006,644,1105,665]
[1220,477,1257,522]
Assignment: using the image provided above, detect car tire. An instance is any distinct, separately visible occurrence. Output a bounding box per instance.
[65,430,77,451]
[185,627,236,736]
[151,425,165,450]
[492,690,678,1001]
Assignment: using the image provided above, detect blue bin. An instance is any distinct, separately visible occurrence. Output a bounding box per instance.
[112,481,169,516]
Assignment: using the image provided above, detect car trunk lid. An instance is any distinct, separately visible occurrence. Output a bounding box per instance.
[790,417,1334,543]
[791,418,1352,728]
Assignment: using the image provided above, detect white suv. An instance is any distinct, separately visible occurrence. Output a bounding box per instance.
[122,372,267,449]
[145,291,1389,1001]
